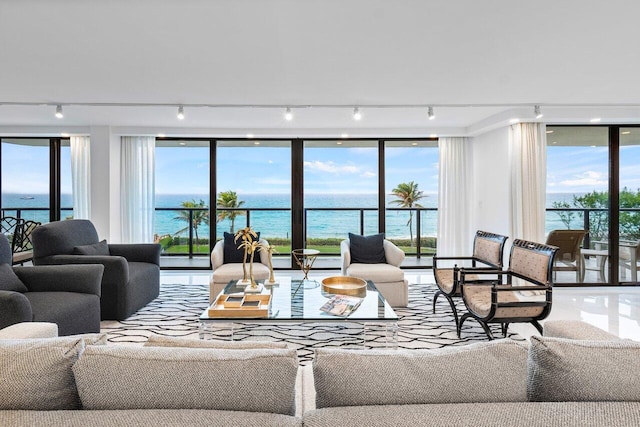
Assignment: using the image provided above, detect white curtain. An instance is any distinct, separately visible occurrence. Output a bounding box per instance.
[70,136,91,219]
[121,136,155,243]
[437,137,472,256]
[509,123,547,243]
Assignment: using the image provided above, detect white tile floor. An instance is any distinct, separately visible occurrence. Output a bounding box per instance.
[161,270,640,341]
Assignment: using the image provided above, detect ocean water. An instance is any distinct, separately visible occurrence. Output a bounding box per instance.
[1,192,590,240]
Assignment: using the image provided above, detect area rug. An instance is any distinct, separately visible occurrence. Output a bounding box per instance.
[101,283,524,363]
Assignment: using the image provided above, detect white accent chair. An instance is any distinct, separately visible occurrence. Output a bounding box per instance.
[340,239,408,307]
[209,238,272,303]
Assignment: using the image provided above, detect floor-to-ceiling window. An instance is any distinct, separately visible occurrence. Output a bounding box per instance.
[619,128,640,284]
[384,140,438,258]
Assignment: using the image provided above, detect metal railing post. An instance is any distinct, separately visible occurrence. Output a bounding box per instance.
[416,208,422,259]
[188,210,194,259]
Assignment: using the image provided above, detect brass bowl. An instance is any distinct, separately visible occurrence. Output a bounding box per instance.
[321,276,367,297]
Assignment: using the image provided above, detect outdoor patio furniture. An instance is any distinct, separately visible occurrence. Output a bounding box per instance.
[545,229,588,282]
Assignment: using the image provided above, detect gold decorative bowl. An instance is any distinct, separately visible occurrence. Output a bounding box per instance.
[321,276,367,297]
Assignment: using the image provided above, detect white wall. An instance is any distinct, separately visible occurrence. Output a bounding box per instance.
[470,126,511,237]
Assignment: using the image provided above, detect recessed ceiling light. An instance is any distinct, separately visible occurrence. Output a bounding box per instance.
[590,118,601,123]
[55,105,64,119]
[157,133,166,138]
[534,105,543,119]
[546,130,554,134]
[411,142,418,146]
[429,134,437,138]
[621,131,631,135]
[61,133,69,137]
[336,141,343,145]
[254,141,260,145]
[247,133,254,139]
[341,133,349,139]
[284,107,293,121]
[353,107,362,121]
[179,142,186,146]
[177,105,185,120]
[510,118,520,124]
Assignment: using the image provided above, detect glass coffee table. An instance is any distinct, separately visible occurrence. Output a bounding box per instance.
[199,276,398,347]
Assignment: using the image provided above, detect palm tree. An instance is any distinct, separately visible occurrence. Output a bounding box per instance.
[216,190,245,233]
[389,181,426,247]
[172,199,210,248]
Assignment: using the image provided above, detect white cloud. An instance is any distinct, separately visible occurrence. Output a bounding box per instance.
[304,160,360,174]
[560,170,607,187]
[361,171,376,178]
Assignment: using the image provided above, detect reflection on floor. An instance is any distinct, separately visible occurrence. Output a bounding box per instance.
[161,270,640,342]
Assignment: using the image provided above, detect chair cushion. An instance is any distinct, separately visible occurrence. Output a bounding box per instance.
[314,340,529,408]
[0,264,28,292]
[434,269,478,294]
[223,231,260,263]
[73,346,298,415]
[348,233,386,264]
[462,285,545,318]
[72,239,110,256]
[346,263,403,283]
[212,262,270,284]
[528,335,640,402]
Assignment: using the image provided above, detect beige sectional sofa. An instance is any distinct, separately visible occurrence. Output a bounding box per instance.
[1,321,639,426]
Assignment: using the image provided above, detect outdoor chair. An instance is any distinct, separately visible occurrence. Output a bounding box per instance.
[0,233,104,336]
[12,219,40,265]
[619,240,640,283]
[458,239,558,340]
[432,230,508,329]
[545,229,588,282]
[31,219,161,320]
[209,232,272,302]
[1,216,23,253]
[341,233,408,307]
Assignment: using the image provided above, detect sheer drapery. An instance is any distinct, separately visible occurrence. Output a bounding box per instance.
[70,136,91,220]
[509,123,547,243]
[121,136,155,243]
[437,137,472,256]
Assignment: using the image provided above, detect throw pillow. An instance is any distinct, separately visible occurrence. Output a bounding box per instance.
[348,232,386,264]
[0,337,86,410]
[223,231,260,264]
[144,334,288,349]
[0,264,28,292]
[72,239,110,256]
[73,346,298,415]
[527,335,640,402]
[314,340,529,408]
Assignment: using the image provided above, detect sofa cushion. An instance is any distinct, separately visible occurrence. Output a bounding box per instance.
[314,340,529,408]
[72,239,110,256]
[212,262,270,284]
[543,320,620,341]
[223,231,260,264]
[303,402,640,427]
[528,335,640,402]
[0,264,28,292]
[144,334,288,349]
[73,346,298,415]
[0,409,302,427]
[346,263,404,283]
[348,233,386,264]
[0,336,87,410]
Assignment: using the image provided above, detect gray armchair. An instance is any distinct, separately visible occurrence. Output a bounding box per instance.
[0,234,103,336]
[31,220,161,320]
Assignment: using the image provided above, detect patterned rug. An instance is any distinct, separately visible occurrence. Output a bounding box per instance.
[101,283,524,363]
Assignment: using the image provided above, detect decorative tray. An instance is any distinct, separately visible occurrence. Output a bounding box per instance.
[208,293,271,318]
[321,276,367,297]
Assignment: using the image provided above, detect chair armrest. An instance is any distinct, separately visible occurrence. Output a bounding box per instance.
[340,240,351,274]
[384,240,405,267]
[37,255,128,285]
[0,291,32,330]
[14,265,104,296]
[211,240,224,270]
[108,244,161,265]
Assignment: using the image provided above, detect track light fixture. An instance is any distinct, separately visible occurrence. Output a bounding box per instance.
[284,107,293,121]
[353,107,362,121]
[428,106,435,120]
[55,105,64,119]
[177,105,185,120]
[534,105,543,119]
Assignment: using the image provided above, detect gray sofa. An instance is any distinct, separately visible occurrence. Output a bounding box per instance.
[1,321,639,426]
[31,220,161,320]
[0,234,104,336]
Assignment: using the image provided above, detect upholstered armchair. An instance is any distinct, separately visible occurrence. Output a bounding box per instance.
[340,233,408,307]
[0,234,104,336]
[432,230,508,329]
[209,233,272,302]
[459,239,558,340]
[31,219,161,321]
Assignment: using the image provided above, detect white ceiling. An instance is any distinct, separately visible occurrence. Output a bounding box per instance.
[1,0,640,136]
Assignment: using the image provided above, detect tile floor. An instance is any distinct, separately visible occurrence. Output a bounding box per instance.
[161,270,640,341]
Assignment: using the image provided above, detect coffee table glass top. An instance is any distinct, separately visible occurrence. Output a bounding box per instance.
[201,277,398,322]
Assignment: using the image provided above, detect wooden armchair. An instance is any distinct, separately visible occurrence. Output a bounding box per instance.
[432,231,508,329]
[458,239,558,340]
